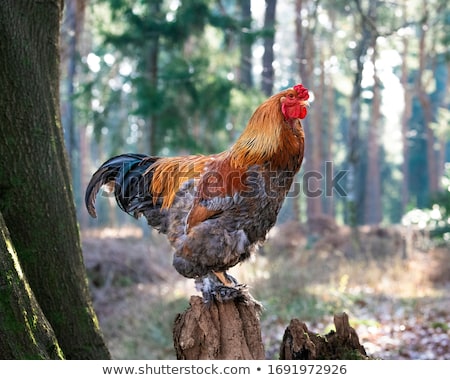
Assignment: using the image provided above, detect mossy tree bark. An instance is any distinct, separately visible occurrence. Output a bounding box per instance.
[0,213,64,359]
[0,0,110,359]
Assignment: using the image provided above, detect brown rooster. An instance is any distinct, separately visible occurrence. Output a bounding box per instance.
[85,84,309,301]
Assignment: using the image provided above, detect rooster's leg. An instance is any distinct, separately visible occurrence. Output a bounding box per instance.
[212,271,235,287]
[195,271,248,303]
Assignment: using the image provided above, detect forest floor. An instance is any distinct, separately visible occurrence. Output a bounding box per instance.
[81,219,450,360]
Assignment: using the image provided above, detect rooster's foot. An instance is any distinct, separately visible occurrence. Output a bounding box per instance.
[195,272,249,303]
[213,283,249,303]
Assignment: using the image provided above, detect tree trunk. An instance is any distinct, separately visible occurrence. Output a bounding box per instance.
[312,51,326,215]
[238,0,253,89]
[0,0,110,359]
[261,0,277,96]
[416,3,439,196]
[347,1,377,228]
[142,0,162,155]
[295,0,323,224]
[60,0,86,221]
[0,212,64,360]
[364,44,382,225]
[343,0,379,260]
[61,0,78,161]
[323,8,337,218]
[400,1,411,214]
[173,296,265,359]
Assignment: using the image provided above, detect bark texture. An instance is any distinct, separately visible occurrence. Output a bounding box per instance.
[0,212,64,359]
[173,296,265,359]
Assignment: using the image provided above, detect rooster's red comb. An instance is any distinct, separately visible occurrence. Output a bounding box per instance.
[293,84,309,100]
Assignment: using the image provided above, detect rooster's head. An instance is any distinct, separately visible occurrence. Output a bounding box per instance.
[280,84,309,121]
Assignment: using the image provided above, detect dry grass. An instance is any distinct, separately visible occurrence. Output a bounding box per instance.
[81,222,450,359]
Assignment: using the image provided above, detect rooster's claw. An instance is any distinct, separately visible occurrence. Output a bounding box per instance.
[195,273,249,303]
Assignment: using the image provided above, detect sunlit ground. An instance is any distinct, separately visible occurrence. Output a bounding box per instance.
[81,223,450,360]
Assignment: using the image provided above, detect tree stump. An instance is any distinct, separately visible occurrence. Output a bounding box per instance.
[173,295,265,359]
[279,312,368,360]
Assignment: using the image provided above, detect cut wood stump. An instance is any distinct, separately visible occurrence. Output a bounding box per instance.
[173,295,265,359]
[279,312,368,360]
[173,295,368,360]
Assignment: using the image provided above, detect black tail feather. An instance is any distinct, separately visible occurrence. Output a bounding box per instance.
[85,153,159,218]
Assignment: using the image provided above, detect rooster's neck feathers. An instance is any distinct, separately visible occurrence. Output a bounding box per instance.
[230,93,304,171]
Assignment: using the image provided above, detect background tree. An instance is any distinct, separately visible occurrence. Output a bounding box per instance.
[61,0,88,225]
[261,0,277,96]
[0,0,109,359]
[345,0,378,227]
[399,0,412,215]
[363,43,382,225]
[295,0,324,226]
[238,0,254,89]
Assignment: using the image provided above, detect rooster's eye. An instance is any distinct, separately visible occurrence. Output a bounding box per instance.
[288,94,294,99]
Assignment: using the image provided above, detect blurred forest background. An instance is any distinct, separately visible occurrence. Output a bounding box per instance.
[60,0,449,359]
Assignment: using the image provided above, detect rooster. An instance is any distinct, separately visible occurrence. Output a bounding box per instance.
[85,84,309,302]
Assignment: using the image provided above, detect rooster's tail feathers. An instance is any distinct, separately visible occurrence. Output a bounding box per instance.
[85,153,159,218]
